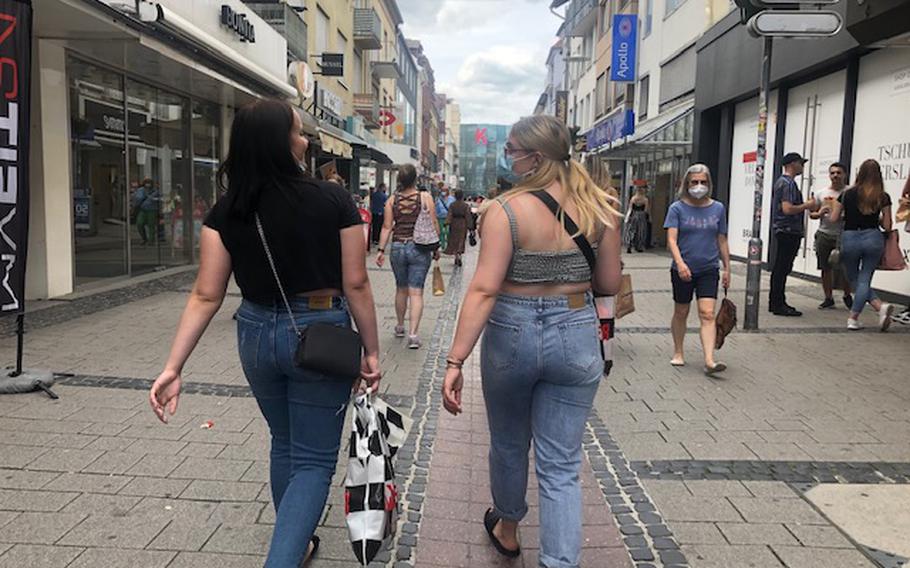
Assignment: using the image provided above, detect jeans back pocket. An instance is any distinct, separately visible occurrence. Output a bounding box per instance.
[482,319,521,372]
[558,319,600,375]
[236,315,264,373]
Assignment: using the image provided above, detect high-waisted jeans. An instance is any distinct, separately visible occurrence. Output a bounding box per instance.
[841,228,885,315]
[235,298,354,568]
[481,293,602,568]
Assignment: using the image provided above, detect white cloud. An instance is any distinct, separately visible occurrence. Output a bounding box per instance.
[398,0,560,124]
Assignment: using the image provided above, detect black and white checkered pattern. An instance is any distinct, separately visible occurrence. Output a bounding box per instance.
[345,393,411,565]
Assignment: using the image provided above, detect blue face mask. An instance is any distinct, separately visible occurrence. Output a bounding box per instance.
[500,152,537,184]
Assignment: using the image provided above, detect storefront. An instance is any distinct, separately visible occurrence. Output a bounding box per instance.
[28,0,293,298]
[694,3,910,300]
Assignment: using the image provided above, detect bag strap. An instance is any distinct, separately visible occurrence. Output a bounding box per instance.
[529,190,596,272]
[254,214,301,337]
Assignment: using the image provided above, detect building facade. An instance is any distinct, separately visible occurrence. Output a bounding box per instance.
[29,0,294,299]
[459,124,509,196]
[694,0,910,299]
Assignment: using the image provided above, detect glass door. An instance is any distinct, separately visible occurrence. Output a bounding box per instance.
[69,59,129,284]
[127,80,192,275]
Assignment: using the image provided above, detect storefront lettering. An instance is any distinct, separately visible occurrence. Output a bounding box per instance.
[102,114,124,133]
[876,141,910,181]
[220,5,255,43]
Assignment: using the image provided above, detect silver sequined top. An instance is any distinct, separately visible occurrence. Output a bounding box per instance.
[500,200,595,284]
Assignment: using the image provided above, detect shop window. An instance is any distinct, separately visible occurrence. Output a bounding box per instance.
[644,0,653,36]
[192,100,221,251]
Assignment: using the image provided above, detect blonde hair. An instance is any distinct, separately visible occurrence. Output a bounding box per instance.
[678,163,713,199]
[492,115,619,237]
[583,154,621,202]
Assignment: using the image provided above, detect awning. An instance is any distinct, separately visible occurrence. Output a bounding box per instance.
[318,130,352,159]
[596,102,694,159]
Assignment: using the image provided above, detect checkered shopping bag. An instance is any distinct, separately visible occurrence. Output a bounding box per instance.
[345,391,412,565]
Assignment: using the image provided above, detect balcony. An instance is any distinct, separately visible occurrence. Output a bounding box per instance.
[244,3,308,61]
[353,8,382,50]
[371,60,402,80]
[353,92,380,129]
[564,0,596,37]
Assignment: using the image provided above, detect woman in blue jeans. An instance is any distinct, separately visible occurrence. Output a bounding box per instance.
[442,115,622,567]
[376,164,440,349]
[149,99,381,567]
[830,158,894,331]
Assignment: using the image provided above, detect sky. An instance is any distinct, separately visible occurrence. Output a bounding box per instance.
[398,0,562,126]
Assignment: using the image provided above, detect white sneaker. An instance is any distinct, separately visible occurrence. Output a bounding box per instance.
[847,318,863,331]
[879,303,894,332]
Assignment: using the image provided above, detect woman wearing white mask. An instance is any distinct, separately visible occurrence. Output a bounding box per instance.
[664,164,731,375]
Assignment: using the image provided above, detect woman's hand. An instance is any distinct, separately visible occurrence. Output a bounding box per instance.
[722,269,731,290]
[150,369,182,424]
[375,251,385,267]
[442,367,464,415]
[433,249,441,261]
[354,353,382,394]
[678,262,693,282]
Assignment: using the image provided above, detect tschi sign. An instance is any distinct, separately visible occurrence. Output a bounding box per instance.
[0,0,31,315]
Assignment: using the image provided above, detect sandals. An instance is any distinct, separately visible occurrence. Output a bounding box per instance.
[704,362,727,376]
[483,508,520,558]
[299,535,320,567]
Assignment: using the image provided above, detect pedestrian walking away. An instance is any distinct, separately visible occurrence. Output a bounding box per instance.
[443,189,475,266]
[769,152,817,316]
[370,183,388,245]
[624,186,649,253]
[435,182,454,250]
[830,158,895,331]
[148,99,381,568]
[810,162,853,310]
[892,173,910,325]
[664,164,731,376]
[442,114,623,568]
[376,164,440,349]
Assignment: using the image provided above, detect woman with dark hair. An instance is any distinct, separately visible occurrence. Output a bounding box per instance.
[444,190,474,266]
[376,164,440,349]
[830,158,895,331]
[148,99,381,567]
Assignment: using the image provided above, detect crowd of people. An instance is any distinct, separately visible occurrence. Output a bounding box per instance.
[146,98,907,568]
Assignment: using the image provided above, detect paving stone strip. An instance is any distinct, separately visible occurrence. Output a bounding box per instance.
[0,271,197,338]
[54,373,413,409]
[586,411,689,568]
[632,459,910,485]
[385,265,464,568]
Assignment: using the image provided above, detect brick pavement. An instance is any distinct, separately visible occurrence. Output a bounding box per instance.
[0,247,909,567]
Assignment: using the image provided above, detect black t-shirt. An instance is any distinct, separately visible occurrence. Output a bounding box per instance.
[204,179,362,305]
[838,187,892,231]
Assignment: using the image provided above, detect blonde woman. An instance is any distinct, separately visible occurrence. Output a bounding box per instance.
[583,154,621,202]
[441,115,622,567]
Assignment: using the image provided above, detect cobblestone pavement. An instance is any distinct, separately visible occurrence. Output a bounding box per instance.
[0,248,909,567]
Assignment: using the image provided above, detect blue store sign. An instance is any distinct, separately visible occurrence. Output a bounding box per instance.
[587,109,635,152]
[610,14,638,83]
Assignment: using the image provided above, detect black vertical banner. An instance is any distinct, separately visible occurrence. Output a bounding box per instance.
[0,0,30,316]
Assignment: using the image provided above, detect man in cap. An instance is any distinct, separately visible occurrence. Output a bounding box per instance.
[769,152,816,316]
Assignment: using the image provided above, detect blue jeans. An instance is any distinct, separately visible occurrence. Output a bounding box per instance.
[236,298,354,568]
[841,229,884,315]
[481,293,602,568]
[390,241,432,289]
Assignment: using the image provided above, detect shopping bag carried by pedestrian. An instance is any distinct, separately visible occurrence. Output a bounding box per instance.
[413,197,440,252]
[432,262,445,296]
[345,390,412,566]
[615,274,635,319]
[878,230,907,271]
[468,229,477,247]
[715,287,737,350]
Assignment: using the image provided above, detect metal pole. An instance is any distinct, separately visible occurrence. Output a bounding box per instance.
[744,36,773,330]
[11,314,24,377]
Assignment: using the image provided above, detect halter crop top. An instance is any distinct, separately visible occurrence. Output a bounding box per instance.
[500,200,595,284]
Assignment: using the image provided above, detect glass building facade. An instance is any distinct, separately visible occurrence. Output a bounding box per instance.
[458,124,510,195]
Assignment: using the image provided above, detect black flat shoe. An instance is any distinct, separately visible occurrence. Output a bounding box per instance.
[483,508,520,558]
[300,535,320,566]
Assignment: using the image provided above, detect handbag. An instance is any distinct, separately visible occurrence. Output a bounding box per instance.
[615,274,636,319]
[878,229,907,271]
[345,391,411,565]
[255,214,362,381]
[468,230,477,247]
[432,262,445,296]
[715,287,737,350]
[412,194,440,252]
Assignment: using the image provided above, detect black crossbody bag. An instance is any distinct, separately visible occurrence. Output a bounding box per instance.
[255,214,362,381]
